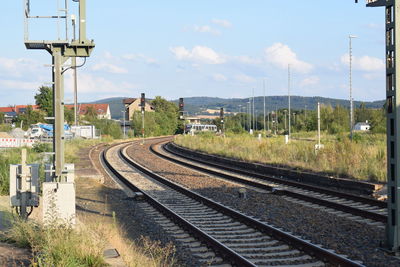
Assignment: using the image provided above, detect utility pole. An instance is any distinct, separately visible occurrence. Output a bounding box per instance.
[349,35,357,140]
[72,15,78,126]
[263,79,266,135]
[248,99,251,132]
[358,0,400,253]
[288,64,291,139]
[318,102,321,148]
[122,110,126,139]
[253,89,255,132]
[141,93,145,145]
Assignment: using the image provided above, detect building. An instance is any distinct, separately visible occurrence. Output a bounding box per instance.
[123,98,154,120]
[353,121,371,131]
[65,104,111,120]
[0,105,40,123]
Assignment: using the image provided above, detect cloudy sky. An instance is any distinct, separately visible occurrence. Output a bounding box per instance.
[0,1,386,106]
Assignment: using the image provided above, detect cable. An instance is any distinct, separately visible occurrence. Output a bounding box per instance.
[61,57,86,74]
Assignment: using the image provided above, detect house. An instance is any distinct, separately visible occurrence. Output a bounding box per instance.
[123,98,154,120]
[65,104,111,120]
[354,121,371,131]
[0,105,40,123]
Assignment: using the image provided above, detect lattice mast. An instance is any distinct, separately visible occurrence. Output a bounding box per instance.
[358,0,400,252]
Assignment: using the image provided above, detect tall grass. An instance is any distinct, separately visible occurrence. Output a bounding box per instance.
[175,132,387,182]
[8,218,107,266]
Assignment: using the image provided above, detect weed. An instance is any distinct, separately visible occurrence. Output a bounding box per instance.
[175,132,387,182]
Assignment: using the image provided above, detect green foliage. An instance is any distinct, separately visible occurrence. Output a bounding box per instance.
[0,112,4,124]
[131,96,179,137]
[9,219,106,266]
[0,147,42,195]
[175,132,387,182]
[91,119,122,139]
[32,143,52,153]
[64,106,74,125]
[84,106,98,121]
[34,86,53,116]
[15,106,46,130]
[0,123,11,132]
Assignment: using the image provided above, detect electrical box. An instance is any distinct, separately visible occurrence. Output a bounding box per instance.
[42,182,76,225]
[9,164,40,207]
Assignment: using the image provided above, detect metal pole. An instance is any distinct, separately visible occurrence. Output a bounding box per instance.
[349,35,357,141]
[122,110,126,139]
[383,0,400,252]
[267,110,270,132]
[263,79,266,135]
[52,48,66,182]
[252,89,255,132]
[142,110,145,145]
[288,64,291,139]
[318,102,321,148]
[72,17,78,126]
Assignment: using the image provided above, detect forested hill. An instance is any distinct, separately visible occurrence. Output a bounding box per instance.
[90,96,385,119]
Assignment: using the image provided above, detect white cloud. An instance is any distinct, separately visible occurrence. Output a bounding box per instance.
[234,55,262,65]
[0,79,41,90]
[122,54,158,65]
[194,25,220,35]
[212,73,227,82]
[65,72,134,94]
[340,54,384,72]
[300,76,320,87]
[0,57,41,77]
[170,46,226,64]
[235,74,256,83]
[92,63,128,74]
[264,43,313,73]
[211,19,232,28]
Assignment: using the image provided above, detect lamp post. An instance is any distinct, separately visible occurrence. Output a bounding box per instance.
[349,35,357,141]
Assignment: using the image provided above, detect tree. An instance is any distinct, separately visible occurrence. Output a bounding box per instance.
[34,86,53,116]
[15,106,46,130]
[0,112,4,124]
[131,96,180,136]
[84,106,97,121]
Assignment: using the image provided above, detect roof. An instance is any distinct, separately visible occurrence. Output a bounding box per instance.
[355,122,370,126]
[123,98,137,105]
[0,105,39,114]
[65,104,109,115]
[0,107,15,113]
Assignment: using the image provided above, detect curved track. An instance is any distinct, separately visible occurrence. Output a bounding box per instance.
[150,141,387,227]
[101,139,363,267]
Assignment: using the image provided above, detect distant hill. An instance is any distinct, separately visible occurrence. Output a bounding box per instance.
[86,96,385,119]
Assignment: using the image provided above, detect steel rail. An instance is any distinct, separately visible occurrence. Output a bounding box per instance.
[166,142,386,208]
[119,141,364,266]
[151,142,387,223]
[101,142,256,267]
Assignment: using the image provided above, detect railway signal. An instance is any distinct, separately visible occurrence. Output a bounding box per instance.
[220,108,225,135]
[22,0,95,223]
[357,0,400,252]
[179,98,184,120]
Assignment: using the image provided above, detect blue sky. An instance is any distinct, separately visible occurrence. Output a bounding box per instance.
[0,1,386,106]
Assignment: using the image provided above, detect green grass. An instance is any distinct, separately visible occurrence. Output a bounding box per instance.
[175,132,387,182]
[8,218,107,267]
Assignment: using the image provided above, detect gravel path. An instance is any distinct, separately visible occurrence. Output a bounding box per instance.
[125,139,400,267]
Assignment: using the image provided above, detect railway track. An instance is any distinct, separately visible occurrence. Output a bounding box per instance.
[101,139,363,266]
[150,141,387,227]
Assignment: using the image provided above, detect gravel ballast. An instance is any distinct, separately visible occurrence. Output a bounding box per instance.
[125,139,400,267]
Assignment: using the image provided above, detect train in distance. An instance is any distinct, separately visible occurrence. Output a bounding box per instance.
[184,124,218,134]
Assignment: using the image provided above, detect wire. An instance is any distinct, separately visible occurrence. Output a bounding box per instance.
[61,57,87,74]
